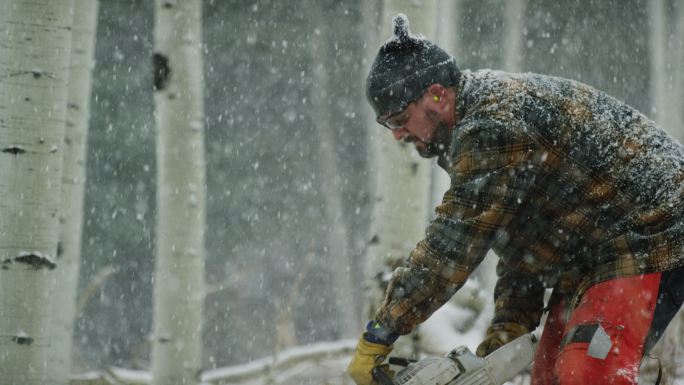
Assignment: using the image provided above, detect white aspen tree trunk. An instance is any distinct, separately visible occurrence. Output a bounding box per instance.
[642,7,684,383]
[49,0,99,381]
[670,0,684,143]
[359,0,383,325]
[668,5,684,374]
[151,0,206,384]
[431,0,460,214]
[645,2,684,368]
[431,0,460,220]
[469,0,527,315]
[309,9,357,338]
[432,0,496,326]
[366,0,436,357]
[639,6,684,383]
[502,0,525,72]
[649,0,667,126]
[0,1,74,384]
[657,3,684,380]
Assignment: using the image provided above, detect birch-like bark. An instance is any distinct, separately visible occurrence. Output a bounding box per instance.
[431,0,460,216]
[648,0,667,126]
[151,0,206,384]
[359,0,384,325]
[502,0,525,72]
[670,0,684,142]
[432,0,495,323]
[309,9,357,338]
[0,1,74,384]
[49,0,99,381]
[649,2,684,378]
[648,2,684,140]
[431,0,461,212]
[365,0,436,356]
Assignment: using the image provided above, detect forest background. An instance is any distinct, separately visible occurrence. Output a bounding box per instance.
[1,0,683,384]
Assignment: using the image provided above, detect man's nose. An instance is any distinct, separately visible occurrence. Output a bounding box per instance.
[391,128,407,141]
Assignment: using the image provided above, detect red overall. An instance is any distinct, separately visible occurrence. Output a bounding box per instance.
[531,273,662,385]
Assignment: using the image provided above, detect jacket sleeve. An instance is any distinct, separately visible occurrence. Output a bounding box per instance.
[374,117,537,335]
[491,259,546,331]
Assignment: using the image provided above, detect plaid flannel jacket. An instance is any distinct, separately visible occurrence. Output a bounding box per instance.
[375,70,684,335]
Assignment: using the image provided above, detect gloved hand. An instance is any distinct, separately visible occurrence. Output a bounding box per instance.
[347,335,393,385]
[476,322,529,357]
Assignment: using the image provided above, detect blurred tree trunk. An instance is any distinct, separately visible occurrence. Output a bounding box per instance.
[151,0,206,383]
[50,0,99,380]
[358,0,384,327]
[0,1,74,384]
[309,2,357,338]
[642,3,684,376]
[649,0,668,128]
[671,0,684,142]
[502,0,525,72]
[653,4,684,377]
[432,0,496,332]
[365,0,437,357]
[668,7,684,379]
[431,0,460,213]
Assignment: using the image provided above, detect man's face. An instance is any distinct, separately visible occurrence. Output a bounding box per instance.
[380,94,452,158]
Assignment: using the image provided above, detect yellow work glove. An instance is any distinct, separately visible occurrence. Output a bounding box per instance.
[347,335,393,385]
[476,322,529,357]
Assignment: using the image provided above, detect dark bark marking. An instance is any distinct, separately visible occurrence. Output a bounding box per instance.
[12,335,34,345]
[9,70,54,79]
[2,253,57,270]
[410,162,419,175]
[153,53,171,91]
[2,146,25,155]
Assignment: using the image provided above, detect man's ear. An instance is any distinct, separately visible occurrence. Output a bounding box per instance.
[427,83,445,98]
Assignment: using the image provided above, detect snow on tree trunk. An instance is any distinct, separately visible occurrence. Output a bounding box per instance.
[151,0,206,384]
[365,0,437,356]
[309,10,357,338]
[0,1,74,384]
[49,0,98,381]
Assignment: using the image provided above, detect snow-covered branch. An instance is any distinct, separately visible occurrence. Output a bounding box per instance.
[70,339,356,385]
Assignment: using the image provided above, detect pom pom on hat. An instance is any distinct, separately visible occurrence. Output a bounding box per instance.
[393,13,410,41]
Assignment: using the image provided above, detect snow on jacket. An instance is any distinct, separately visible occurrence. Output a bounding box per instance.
[375,69,684,335]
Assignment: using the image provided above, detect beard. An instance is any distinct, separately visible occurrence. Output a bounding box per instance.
[407,110,453,159]
[417,121,452,158]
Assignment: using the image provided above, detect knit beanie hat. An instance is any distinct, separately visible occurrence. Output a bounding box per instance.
[366,14,460,119]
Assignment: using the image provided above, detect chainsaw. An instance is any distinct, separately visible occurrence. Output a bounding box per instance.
[372,334,536,385]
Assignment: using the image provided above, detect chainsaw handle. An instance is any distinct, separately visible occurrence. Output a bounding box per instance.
[372,366,395,385]
[388,357,417,367]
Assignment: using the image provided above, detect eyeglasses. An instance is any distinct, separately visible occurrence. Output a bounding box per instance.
[377,108,410,130]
